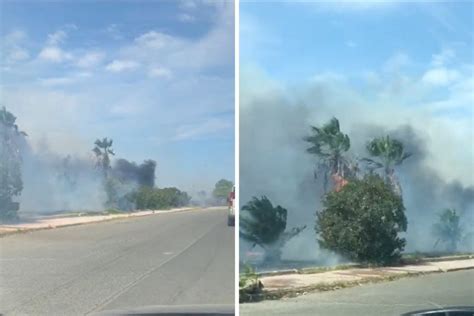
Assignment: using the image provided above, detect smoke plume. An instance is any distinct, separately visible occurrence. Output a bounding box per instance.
[240,67,474,265]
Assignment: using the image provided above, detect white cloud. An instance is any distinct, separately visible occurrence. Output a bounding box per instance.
[104,24,123,40]
[311,71,346,83]
[148,66,172,78]
[174,117,232,141]
[105,59,140,72]
[178,13,196,22]
[179,0,198,10]
[422,67,459,86]
[37,28,75,63]
[39,72,91,87]
[383,52,411,73]
[432,48,455,67]
[38,46,73,63]
[134,31,183,50]
[117,2,233,73]
[47,30,67,45]
[39,77,76,86]
[76,51,105,68]
[9,47,30,61]
[2,30,30,62]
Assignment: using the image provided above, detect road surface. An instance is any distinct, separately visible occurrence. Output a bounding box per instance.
[240,269,474,316]
[0,208,234,315]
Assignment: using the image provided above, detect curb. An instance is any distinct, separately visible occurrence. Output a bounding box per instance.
[252,255,474,278]
[241,265,474,303]
[0,206,218,237]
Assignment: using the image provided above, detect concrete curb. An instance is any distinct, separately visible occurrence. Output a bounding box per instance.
[240,258,474,303]
[253,255,474,278]
[0,206,223,237]
[241,264,474,303]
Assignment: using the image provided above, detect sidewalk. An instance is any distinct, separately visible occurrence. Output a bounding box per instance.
[0,206,219,236]
[260,258,474,292]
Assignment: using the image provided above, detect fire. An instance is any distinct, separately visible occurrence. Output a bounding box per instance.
[332,173,348,192]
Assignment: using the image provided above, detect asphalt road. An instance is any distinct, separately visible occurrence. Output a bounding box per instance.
[240,270,474,316]
[0,208,234,315]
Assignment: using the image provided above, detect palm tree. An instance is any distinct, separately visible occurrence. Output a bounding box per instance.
[361,135,411,195]
[432,208,462,253]
[240,196,306,264]
[92,138,115,176]
[304,117,351,193]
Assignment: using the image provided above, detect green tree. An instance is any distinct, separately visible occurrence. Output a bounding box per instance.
[304,117,351,193]
[212,179,233,204]
[240,196,306,263]
[128,186,191,210]
[361,135,411,195]
[432,208,462,253]
[316,174,407,265]
[0,106,27,221]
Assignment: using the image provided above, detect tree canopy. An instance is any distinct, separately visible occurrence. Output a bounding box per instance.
[93,137,115,176]
[361,135,411,195]
[304,117,351,192]
[212,179,234,203]
[316,174,407,265]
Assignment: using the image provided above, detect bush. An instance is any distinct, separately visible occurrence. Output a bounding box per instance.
[128,186,191,210]
[239,264,263,302]
[315,174,407,265]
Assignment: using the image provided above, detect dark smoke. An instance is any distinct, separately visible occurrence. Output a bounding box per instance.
[112,159,157,188]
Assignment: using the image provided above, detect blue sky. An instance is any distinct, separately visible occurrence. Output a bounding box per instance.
[240,0,473,186]
[0,0,234,192]
[242,1,472,80]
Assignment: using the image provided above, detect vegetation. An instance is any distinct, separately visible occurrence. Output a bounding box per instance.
[304,117,352,193]
[240,196,306,263]
[93,138,115,176]
[315,174,407,265]
[361,135,411,195]
[239,264,263,302]
[432,208,463,253]
[212,179,233,204]
[127,186,191,210]
[93,138,119,207]
[0,107,27,221]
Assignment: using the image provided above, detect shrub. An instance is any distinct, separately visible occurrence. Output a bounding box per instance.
[128,186,191,210]
[315,174,407,265]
